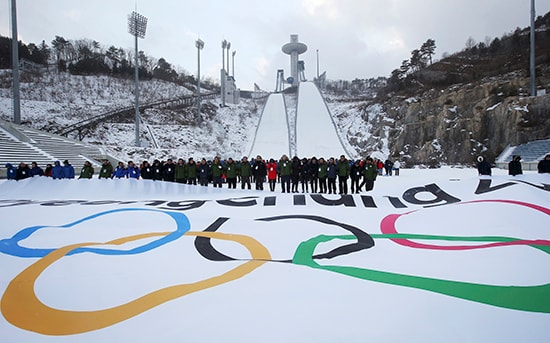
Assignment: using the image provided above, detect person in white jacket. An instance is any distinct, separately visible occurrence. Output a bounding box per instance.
[393,160,401,176]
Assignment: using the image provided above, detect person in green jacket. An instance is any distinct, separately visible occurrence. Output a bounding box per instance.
[175,158,187,183]
[278,154,292,193]
[239,156,252,189]
[78,161,94,179]
[211,156,224,188]
[337,155,350,195]
[362,157,378,191]
[318,157,328,193]
[98,159,113,179]
[224,157,238,189]
[187,158,198,185]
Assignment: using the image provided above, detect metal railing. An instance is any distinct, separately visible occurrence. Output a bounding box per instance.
[56,92,217,138]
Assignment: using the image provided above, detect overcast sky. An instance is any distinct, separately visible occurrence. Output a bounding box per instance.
[1,0,549,91]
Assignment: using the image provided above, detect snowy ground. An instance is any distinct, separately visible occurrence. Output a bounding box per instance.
[1,167,549,342]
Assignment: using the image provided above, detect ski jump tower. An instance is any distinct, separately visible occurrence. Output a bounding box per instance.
[282,34,307,87]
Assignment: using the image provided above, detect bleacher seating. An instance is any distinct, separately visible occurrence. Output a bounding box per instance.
[0,127,52,166]
[0,119,113,178]
[496,139,550,170]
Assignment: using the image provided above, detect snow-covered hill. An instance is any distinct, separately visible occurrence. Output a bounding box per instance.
[0,71,264,163]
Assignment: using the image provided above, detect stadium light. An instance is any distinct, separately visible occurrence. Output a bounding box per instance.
[221,40,227,106]
[196,38,204,125]
[128,11,148,147]
[226,42,231,76]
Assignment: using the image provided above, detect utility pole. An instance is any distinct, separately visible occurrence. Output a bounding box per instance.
[196,38,204,125]
[11,0,21,124]
[530,0,536,96]
[316,49,320,86]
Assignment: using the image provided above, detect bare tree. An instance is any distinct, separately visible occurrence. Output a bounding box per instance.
[465,36,477,50]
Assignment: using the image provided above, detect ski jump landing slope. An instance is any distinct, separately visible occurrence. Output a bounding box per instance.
[249,93,290,159]
[296,82,349,158]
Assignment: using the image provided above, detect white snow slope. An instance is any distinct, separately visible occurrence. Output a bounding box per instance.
[250,82,353,161]
[248,93,290,159]
[296,82,351,158]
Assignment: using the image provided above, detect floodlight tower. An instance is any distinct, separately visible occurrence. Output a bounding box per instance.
[221,40,228,106]
[196,38,204,125]
[226,42,231,76]
[282,34,307,86]
[128,10,147,147]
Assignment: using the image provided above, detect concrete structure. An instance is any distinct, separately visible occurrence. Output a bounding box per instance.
[275,69,285,92]
[282,34,307,87]
[221,40,239,105]
[224,75,240,105]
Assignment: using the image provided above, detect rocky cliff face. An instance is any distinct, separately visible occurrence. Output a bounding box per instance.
[372,73,550,166]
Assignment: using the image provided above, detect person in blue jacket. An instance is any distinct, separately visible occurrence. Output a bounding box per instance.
[29,162,44,177]
[127,161,140,179]
[63,160,75,179]
[5,163,17,180]
[112,161,128,178]
[52,161,65,179]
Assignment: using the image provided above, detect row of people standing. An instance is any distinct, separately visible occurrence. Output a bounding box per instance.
[5,155,383,195]
[103,154,381,195]
[5,160,75,180]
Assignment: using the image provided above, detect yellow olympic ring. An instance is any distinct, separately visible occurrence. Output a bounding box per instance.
[1,231,270,335]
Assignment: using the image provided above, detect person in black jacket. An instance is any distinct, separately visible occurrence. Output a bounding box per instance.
[538,154,550,173]
[140,161,153,180]
[16,162,31,180]
[309,157,319,193]
[252,155,267,190]
[350,159,363,193]
[163,158,176,182]
[477,156,492,176]
[327,157,337,194]
[300,158,310,193]
[198,158,211,186]
[152,160,164,181]
[508,155,523,176]
[291,156,301,193]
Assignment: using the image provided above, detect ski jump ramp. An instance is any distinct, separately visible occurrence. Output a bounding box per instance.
[295,82,349,158]
[249,82,351,159]
[249,93,290,160]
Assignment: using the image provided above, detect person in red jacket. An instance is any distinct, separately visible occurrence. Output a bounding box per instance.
[376,159,384,175]
[267,158,278,192]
